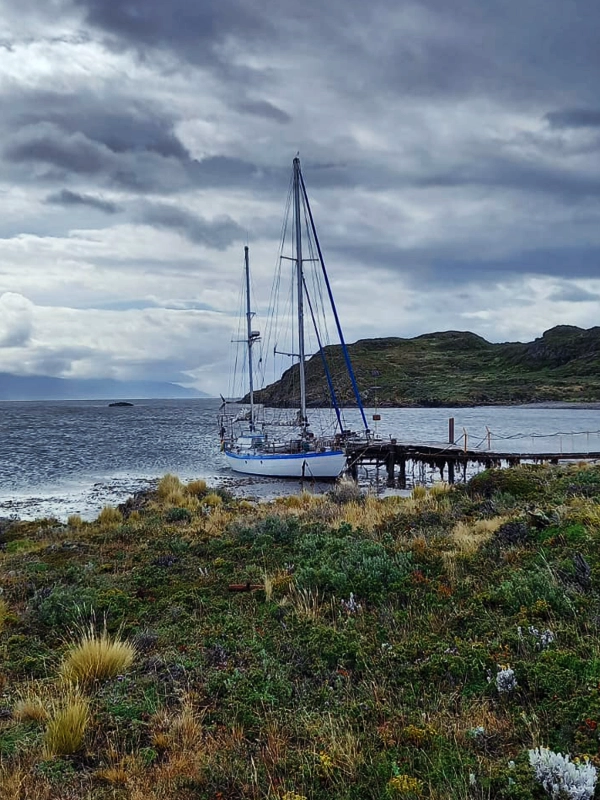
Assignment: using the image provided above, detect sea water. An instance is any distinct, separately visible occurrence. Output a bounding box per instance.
[1,398,599,520]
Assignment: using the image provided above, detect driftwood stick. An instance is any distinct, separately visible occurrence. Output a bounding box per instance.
[228,581,264,592]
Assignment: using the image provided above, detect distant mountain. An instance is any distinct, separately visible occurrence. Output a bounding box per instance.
[0,373,210,401]
[252,325,600,407]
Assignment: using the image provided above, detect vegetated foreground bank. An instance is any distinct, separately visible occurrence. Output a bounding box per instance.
[2,467,600,798]
[253,324,600,407]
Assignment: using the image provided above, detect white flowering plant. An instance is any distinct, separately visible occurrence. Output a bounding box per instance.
[529,746,597,799]
[495,665,518,694]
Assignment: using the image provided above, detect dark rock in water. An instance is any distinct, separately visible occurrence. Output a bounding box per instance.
[108,401,134,407]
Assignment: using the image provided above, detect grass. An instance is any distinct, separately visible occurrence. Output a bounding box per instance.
[97,505,123,526]
[60,623,136,684]
[3,464,600,796]
[44,693,90,756]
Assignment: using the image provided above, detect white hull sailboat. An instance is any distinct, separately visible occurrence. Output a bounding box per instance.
[224,449,347,478]
[219,156,370,479]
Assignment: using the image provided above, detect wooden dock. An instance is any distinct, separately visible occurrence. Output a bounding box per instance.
[345,439,600,487]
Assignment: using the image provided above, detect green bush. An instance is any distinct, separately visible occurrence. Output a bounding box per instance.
[294,524,413,602]
[165,507,192,523]
[485,569,573,616]
[236,515,300,548]
[468,467,544,500]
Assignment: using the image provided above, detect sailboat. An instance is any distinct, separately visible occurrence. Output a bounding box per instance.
[219,156,370,479]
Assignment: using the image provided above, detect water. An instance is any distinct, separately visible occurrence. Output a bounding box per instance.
[1,399,599,521]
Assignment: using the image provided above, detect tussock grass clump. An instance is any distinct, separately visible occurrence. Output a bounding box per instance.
[97,505,123,526]
[430,481,450,497]
[157,473,183,500]
[67,514,84,528]
[44,692,89,756]
[203,492,223,508]
[411,485,427,500]
[13,684,49,722]
[61,623,136,684]
[186,478,207,497]
[328,477,364,505]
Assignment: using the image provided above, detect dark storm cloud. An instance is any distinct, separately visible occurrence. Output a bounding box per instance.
[3,114,278,194]
[546,109,600,129]
[17,94,191,159]
[138,202,246,249]
[68,0,600,106]
[331,241,600,287]
[6,124,112,175]
[45,189,120,213]
[548,285,600,303]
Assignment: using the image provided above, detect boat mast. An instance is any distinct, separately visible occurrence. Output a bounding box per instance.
[293,156,307,429]
[244,245,256,431]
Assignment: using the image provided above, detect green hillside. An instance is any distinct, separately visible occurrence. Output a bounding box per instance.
[253,325,600,407]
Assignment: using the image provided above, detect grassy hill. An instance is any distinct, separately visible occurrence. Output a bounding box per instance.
[2,466,600,797]
[253,325,600,407]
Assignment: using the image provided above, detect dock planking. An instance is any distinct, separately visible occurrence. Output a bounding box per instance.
[345,439,600,487]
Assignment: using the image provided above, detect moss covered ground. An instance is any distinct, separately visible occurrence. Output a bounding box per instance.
[2,466,600,798]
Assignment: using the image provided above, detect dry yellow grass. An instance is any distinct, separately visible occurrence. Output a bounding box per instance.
[443,515,510,583]
[97,505,123,526]
[44,692,90,756]
[449,516,509,554]
[565,496,600,527]
[13,683,49,723]
[288,585,323,621]
[0,598,8,635]
[203,492,223,508]
[61,623,136,684]
[204,506,232,536]
[186,479,207,497]
[67,514,84,528]
[157,473,183,499]
[430,481,450,497]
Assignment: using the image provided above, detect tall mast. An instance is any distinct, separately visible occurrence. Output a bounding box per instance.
[244,245,255,431]
[293,156,307,428]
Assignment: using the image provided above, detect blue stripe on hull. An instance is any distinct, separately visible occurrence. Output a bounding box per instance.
[225,449,344,461]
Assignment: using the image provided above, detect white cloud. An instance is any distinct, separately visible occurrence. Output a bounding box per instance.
[0,292,34,346]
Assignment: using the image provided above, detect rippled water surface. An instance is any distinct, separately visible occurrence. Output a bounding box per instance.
[1,399,599,520]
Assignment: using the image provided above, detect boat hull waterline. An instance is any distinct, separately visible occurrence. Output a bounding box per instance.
[224,449,346,478]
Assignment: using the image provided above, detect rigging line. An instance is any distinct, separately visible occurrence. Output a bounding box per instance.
[303,275,343,433]
[262,177,293,388]
[488,428,600,440]
[299,168,369,434]
[301,195,331,349]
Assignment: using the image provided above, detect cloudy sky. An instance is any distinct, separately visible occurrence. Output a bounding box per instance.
[1,0,599,395]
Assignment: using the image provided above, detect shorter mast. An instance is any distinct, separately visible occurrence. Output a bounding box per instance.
[244,245,256,431]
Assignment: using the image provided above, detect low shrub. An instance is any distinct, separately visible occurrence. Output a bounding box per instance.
[328,477,364,505]
[165,506,192,523]
[468,467,544,500]
[295,525,413,602]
